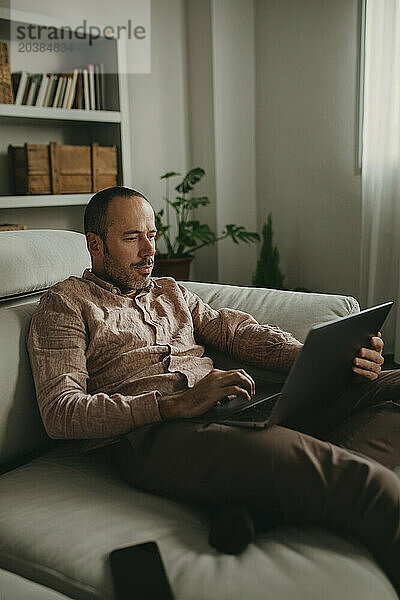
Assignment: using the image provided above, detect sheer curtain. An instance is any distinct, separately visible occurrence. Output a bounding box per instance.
[360,0,400,360]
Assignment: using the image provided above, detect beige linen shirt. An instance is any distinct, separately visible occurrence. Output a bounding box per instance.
[27,269,302,453]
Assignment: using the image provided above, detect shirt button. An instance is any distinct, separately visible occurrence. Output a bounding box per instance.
[112,288,118,294]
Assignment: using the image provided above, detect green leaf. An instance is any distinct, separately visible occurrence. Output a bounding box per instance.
[175,221,216,252]
[222,224,260,245]
[175,167,205,194]
[160,171,181,180]
[173,196,192,208]
[168,198,186,211]
[186,196,211,209]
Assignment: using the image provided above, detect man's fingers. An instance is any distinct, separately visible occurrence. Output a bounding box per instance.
[222,369,255,395]
[370,336,384,352]
[203,369,256,400]
[225,385,252,402]
[352,366,379,380]
[359,347,384,363]
[237,369,256,394]
[353,357,382,373]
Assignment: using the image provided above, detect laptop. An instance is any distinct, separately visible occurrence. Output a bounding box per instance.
[189,301,393,433]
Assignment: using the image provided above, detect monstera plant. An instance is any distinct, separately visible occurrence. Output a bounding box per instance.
[154,167,260,279]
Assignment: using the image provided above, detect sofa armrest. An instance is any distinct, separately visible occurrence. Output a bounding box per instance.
[180,282,360,343]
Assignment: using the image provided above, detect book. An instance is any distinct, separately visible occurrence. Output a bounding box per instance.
[88,63,95,110]
[11,72,22,99]
[62,73,73,109]
[66,68,79,109]
[82,68,89,110]
[42,74,53,107]
[21,75,32,105]
[46,75,58,107]
[99,63,105,110]
[74,70,83,109]
[57,76,67,108]
[14,71,29,104]
[95,64,100,110]
[52,75,64,108]
[24,79,35,105]
[35,74,48,107]
[26,74,42,105]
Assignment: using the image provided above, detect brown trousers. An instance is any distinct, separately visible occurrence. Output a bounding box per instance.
[108,370,400,594]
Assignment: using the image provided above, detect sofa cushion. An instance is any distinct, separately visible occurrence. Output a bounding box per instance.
[0,567,73,600]
[0,230,90,301]
[0,443,398,600]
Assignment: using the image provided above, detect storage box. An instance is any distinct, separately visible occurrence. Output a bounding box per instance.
[50,142,92,194]
[8,142,118,195]
[8,144,52,194]
[91,142,118,192]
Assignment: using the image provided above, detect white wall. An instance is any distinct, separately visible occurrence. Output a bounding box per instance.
[255,0,362,297]
[185,0,362,293]
[127,0,190,208]
[185,0,218,283]
[211,0,258,286]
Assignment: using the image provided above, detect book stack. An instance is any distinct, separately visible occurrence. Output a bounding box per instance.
[11,64,105,110]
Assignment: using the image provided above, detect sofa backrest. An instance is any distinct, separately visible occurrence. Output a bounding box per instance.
[0,230,91,469]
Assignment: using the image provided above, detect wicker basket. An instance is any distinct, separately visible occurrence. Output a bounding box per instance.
[0,42,13,104]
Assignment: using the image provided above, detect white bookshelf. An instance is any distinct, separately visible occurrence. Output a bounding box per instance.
[0,104,122,123]
[0,193,91,209]
[0,8,132,213]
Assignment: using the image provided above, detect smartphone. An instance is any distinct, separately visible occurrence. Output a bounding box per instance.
[109,541,174,600]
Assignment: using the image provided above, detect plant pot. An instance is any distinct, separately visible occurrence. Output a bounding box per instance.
[152,255,194,281]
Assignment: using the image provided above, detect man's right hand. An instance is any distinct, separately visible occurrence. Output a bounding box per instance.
[158,369,256,420]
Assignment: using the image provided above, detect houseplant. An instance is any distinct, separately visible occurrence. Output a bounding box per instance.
[252,213,285,289]
[252,214,311,292]
[153,167,260,279]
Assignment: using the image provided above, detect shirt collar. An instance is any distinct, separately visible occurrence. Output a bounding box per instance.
[82,269,161,296]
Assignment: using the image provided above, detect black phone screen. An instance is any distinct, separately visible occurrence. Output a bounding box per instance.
[109,541,174,600]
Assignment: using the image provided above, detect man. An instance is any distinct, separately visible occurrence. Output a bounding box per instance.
[27,187,400,593]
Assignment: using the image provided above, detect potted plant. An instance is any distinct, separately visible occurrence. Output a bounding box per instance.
[154,167,260,280]
[252,213,311,292]
[252,213,285,289]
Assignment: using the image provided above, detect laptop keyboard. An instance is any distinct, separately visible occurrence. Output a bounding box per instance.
[223,395,279,422]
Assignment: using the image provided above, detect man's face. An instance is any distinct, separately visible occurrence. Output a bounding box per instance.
[94,196,157,292]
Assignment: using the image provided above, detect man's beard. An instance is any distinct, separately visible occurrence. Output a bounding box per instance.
[103,246,154,293]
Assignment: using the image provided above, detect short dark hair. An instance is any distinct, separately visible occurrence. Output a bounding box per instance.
[84,186,149,241]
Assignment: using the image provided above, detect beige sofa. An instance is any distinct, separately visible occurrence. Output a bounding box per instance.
[0,229,398,600]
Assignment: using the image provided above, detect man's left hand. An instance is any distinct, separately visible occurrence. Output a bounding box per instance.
[352,331,384,381]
